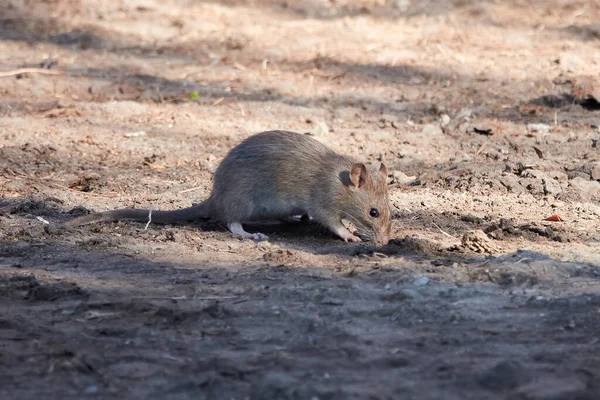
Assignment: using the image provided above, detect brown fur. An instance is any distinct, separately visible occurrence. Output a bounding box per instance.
[68,131,392,245]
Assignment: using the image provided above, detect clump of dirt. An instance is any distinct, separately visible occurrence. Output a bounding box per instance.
[384,237,444,257]
[485,218,572,243]
[0,274,88,301]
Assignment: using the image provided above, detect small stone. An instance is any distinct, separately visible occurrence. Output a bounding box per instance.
[310,121,330,136]
[440,114,451,126]
[498,175,527,194]
[391,170,416,185]
[421,124,443,136]
[454,108,472,120]
[543,178,562,196]
[206,154,217,163]
[401,87,420,101]
[520,169,545,179]
[84,385,99,394]
[124,131,146,138]
[504,163,517,173]
[548,170,568,181]
[569,177,600,199]
[527,123,551,133]
[590,162,600,181]
[567,169,591,180]
[412,276,430,286]
[478,360,531,391]
[460,214,483,224]
[395,0,411,12]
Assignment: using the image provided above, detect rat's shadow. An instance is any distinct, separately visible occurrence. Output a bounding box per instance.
[0,197,469,260]
[225,219,451,260]
[1,197,554,262]
[66,205,439,259]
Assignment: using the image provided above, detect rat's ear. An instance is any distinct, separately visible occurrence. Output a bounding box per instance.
[350,163,368,188]
[379,163,388,178]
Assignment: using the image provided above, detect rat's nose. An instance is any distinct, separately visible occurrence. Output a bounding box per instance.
[375,234,390,246]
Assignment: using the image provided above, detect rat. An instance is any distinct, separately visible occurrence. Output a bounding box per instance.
[68,130,392,245]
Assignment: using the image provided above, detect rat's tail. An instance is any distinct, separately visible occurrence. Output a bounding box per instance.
[67,201,213,227]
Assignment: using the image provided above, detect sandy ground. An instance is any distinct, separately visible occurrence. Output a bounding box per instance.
[1,0,600,398]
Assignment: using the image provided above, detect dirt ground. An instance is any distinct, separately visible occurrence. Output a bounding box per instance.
[1,0,600,398]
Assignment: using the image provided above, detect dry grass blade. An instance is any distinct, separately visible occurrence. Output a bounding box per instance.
[0,68,64,77]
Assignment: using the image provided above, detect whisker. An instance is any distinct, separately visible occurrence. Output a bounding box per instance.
[343,215,374,241]
[343,215,368,232]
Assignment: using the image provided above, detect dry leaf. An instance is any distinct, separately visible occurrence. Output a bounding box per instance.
[533,146,544,159]
[144,162,168,170]
[544,214,564,222]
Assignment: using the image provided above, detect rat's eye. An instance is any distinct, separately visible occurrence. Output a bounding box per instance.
[370,208,379,218]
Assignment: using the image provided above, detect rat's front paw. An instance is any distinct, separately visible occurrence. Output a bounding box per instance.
[329,223,363,244]
[343,234,362,243]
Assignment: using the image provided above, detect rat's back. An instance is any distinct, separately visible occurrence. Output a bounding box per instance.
[208,130,352,222]
[223,130,333,161]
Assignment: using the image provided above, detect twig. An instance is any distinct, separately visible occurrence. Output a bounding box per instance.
[475,143,487,156]
[36,216,50,225]
[179,186,203,194]
[0,68,64,77]
[372,252,389,258]
[233,294,269,304]
[131,296,237,301]
[432,223,455,238]
[514,258,531,264]
[144,210,152,230]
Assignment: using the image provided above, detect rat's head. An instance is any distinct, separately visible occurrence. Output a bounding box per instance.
[340,162,392,246]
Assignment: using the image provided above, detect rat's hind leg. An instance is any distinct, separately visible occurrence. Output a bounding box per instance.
[228,222,269,241]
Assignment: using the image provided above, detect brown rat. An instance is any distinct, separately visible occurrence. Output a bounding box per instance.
[68,130,392,245]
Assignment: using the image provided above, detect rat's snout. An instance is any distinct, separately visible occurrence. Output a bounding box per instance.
[374,231,390,246]
[375,236,389,246]
[373,223,391,246]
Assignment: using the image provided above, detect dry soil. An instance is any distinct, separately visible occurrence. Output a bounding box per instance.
[1,0,600,399]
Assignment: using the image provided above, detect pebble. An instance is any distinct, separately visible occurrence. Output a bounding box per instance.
[124,131,146,138]
[543,178,562,196]
[391,170,417,185]
[310,122,330,136]
[440,114,451,126]
[590,162,600,180]
[477,360,531,391]
[527,123,551,133]
[412,276,430,286]
[84,385,99,394]
[395,0,411,11]
[569,177,600,199]
[421,124,443,136]
[454,108,472,120]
